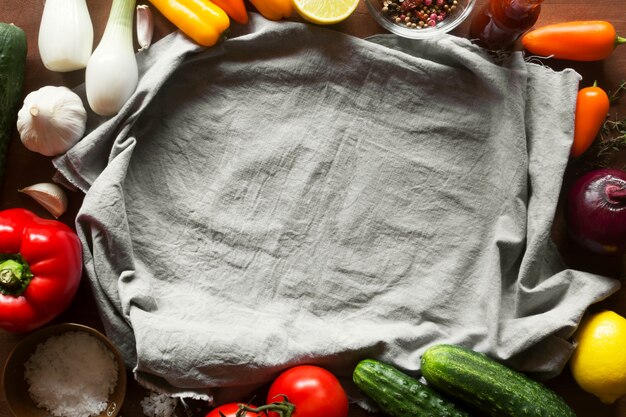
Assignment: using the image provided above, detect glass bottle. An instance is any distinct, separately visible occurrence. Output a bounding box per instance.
[469,0,544,50]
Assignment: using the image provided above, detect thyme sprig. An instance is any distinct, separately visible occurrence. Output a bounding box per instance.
[575,112,626,174]
[598,116,626,158]
[609,80,626,104]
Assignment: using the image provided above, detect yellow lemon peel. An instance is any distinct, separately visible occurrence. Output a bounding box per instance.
[570,310,626,404]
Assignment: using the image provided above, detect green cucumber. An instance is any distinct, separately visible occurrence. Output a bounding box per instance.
[421,344,576,417]
[0,22,27,184]
[353,359,471,417]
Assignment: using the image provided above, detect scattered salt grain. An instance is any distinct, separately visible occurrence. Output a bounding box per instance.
[24,331,119,417]
[140,391,178,417]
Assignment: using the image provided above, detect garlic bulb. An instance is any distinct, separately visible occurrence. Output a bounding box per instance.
[38,0,94,72]
[17,86,87,157]
[19,183,68,218]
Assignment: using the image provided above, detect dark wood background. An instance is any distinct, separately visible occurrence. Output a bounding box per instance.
[1,0,625,416]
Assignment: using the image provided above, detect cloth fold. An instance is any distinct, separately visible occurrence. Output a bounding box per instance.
[54,14,619,401]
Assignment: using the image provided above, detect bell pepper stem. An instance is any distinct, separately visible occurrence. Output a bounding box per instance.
[0,257,33,296]
[0,260,26,290]
[616,36,626,46]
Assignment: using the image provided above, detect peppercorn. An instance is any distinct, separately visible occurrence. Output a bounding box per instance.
[380,0,459,29]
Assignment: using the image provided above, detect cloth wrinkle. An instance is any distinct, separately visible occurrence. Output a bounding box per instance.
[53,14,620,401]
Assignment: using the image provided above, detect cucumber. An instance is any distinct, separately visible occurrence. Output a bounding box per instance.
[353,359,472,417]
[421,344,576,417]
[0,22,27,184]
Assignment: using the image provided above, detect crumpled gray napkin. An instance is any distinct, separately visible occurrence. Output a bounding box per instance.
[54,13,619,402]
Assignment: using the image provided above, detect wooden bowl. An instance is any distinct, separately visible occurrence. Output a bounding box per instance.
[2,323,127,417]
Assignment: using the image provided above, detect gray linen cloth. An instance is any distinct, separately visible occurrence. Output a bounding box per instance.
[54,14,619,401]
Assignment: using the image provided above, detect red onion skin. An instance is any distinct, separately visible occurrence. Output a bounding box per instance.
[565,169,626,255]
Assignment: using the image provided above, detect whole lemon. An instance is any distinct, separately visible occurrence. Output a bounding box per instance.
[570,310,626,404]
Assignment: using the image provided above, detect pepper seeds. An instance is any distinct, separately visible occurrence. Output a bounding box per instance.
[382,0,458,29]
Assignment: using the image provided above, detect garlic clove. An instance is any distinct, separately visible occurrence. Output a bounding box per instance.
[136,5,154,52]
[19,183,69,218]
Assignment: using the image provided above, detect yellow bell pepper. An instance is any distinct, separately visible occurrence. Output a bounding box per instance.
[150,0,230,47]
[249,0,293,20]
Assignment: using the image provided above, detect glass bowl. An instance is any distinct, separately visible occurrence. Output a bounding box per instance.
[365,0,476,39]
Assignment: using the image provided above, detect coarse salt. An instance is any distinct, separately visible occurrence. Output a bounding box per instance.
[140,391,178,417]
[24,330,119,417]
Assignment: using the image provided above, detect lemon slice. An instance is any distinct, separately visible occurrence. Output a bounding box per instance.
[293,0,359,25]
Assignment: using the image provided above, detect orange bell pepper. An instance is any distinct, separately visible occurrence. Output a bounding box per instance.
[149,0,230,47]
[211,0,248,24]
[571,82,610,158]
[248,0,293,20]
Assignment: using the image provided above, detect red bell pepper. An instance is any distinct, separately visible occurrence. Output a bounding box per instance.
[0,208,82,333]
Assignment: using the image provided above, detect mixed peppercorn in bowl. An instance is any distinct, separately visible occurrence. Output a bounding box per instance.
[365,0,476,38]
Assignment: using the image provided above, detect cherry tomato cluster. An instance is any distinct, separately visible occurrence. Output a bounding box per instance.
[205,365,349,417]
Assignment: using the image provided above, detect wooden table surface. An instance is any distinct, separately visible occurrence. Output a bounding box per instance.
[1,1,625,416]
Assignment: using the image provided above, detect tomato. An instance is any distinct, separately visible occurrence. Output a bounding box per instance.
[266,365,349,417]
[205,402,261,417]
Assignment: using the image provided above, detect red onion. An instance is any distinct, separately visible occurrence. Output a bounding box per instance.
[565,169,626,255]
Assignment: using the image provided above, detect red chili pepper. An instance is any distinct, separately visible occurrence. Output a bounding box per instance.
[0,208,82,333]
[521,21,626,62]
[211,0,248,24]
[571,81,610,158]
